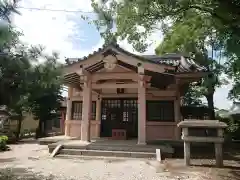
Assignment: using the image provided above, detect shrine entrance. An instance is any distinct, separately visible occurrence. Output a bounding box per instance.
[100,98,138,138]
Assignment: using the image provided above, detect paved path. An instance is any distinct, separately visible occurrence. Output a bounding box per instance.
[0,142,228,180]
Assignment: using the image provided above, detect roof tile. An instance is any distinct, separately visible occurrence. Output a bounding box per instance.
[65,43,207,73]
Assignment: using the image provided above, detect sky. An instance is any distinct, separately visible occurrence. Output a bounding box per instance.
[13,0,233,110]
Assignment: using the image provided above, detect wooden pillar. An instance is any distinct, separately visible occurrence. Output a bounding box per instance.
[65,86,73,136]
[174,88,181,140]
[174,79,181,140]
[215,128,224,167]
[138,73,146,145]
[95,96,101,137]
[183,128,190,166]
[60,110,65,133]
[81,75,92,142]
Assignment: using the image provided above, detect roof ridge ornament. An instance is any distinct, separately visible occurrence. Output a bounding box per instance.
[102,52,118,71]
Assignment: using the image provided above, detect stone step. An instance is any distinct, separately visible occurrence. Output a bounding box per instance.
[59,149,156,158]
[39,139,60,145]
[49,143,174,156]
[66,145,162,152]
[56,154,154,161]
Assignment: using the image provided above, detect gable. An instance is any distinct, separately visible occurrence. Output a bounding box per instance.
[97,64,134,73]
[63,45,175,75]
[63,44,208,89]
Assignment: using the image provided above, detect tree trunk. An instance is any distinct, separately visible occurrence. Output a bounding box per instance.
[15,112,23,141]
[206,93,215,120]
[35,119,47,139]
[35,119,42,139]
[43,119,48,136]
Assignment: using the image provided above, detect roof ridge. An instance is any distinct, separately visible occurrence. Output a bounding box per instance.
[65,42,121,65]
[64,43,207,73]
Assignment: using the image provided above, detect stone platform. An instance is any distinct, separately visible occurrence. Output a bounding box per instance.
[38,135,76,145]
[47,138,174,159]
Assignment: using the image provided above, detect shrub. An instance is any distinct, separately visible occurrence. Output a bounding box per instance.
[0,135,9,151]
[218,116,240,140]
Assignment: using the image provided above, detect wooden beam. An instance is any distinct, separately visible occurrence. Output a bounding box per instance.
[93,89,102,94]
[176,72,207,78]
[92,72,138,82]
[148,90,176,97]
[92,72,151,82]
[116,53,175,74]
[92,82,149,89]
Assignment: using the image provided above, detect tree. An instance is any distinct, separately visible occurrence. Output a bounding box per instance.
[91,0,240,54]
[154,11,226,119]
[27,52,63,138]
[0,0,20,49]
[0,51,30,139]
[181,84,203,106]
[0,0,30,139]
[91,0,238,118]
[0,45,50,139]
[0,0,19,22]
[0,1,63,140]
[91,0,240,92]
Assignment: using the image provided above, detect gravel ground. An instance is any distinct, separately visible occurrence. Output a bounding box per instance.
[0,142,239,180]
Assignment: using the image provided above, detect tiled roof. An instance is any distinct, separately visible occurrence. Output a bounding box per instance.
[65,43,207,73]
[142,54,207,73]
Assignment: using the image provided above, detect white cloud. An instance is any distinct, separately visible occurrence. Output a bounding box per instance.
[13,0,95,62]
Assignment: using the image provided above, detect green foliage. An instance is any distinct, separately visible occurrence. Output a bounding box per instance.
[91,0,240,101]
[0,43,63,139]
[0,0,20,23]
[91,0,117,45]
[154,10,225,110]
[218,116,240,140]
[0,0,20,49]
[92,0,240,53]
[0,135,8,151]
[26,54,63,138]
[181,84,203,106]
[0,1,63,139]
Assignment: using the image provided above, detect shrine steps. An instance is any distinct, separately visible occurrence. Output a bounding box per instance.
[48,139,174,159]
[57,149,156,159]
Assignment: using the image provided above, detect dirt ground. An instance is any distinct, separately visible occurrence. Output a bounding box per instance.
[0,140,239,180]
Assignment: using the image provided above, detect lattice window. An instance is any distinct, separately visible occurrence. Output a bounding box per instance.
[71,101,96,120]
[147,101,175,122]
[122,99,137,122]
[123,111,129,122]
[72,101,82,120]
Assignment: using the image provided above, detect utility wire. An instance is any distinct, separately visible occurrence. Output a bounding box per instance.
[17,6,95,14]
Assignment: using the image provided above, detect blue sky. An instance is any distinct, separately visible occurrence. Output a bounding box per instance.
[13,0,233,110]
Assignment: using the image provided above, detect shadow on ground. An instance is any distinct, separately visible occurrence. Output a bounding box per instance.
[165,142,240,180]
[188,149,240,180]
[0,158,16,163]
[0,167,62,180]
[199,165,240,180]
[171,142,240,161]
[16,138,39,145]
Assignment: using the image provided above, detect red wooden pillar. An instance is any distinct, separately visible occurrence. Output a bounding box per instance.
[60,109,66,134]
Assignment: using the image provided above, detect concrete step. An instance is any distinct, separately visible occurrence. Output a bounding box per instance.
[56,154,155,160]
[59,149,156,158]
[66,145,162,152]
[40,139,60,145]
[49,143,173,154]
